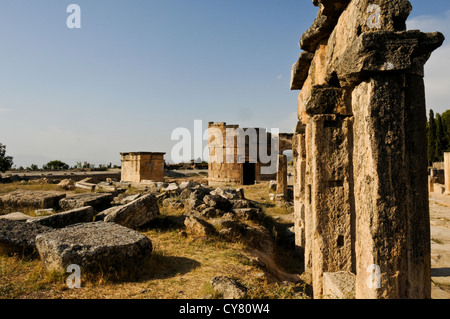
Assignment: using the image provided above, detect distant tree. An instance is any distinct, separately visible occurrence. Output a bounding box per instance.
[428,110,437,165]
[30,164,39,171]
[442,110,450,151]
[0,143,14,173]
[43,160,69,170]
[435,113,446,162]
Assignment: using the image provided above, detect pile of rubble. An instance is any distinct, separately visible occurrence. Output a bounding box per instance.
[0,178,298,288]
[0,186,160,280]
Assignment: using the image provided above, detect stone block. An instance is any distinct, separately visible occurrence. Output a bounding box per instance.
[323,271,356,299]
[103,194,160,229]
[0,191,66,214]
[35,222,153,275]
[27,206,97,229]
[0,219,53,256]
[59,193,113,212]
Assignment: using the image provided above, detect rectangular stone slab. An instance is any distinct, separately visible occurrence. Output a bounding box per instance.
[0,191,66,214]
[27,206,97,229]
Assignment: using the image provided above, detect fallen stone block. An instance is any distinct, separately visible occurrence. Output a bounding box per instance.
[27,206,96,229]
[200,207,221,218]
[217,220,274,254]
[210,276,247,299]
[58,179,75,190]
[0,219,53,256]
[323,271,356,299]
[232,208,260,221]
[179,180,200,190]
[210,187,241,200]
[95,183,117,193]
[35,222,153,276]
[184,214,217,236]
[203,195,233,211]
[0,191,66,213]
[189,187,212,201]
[75,181,96,191]
[186,198,204,211]
[163,183,180,195]
[0,212,34,222]
[59,193,113,212]
[119,193,141,205]
[179,188,193,200]
[102,194,160,229]
[230,199,255,210]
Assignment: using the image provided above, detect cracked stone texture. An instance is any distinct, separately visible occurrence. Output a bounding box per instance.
[27,206,97,229]
[35,222,153,274]
[102,194,160,229]
[59,193,113,212]
[0,219,53,256]
[0,191,66,214]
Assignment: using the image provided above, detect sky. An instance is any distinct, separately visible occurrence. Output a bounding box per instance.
[0,0,449,167]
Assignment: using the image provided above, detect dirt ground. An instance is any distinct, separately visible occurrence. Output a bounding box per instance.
[429,191,450,298]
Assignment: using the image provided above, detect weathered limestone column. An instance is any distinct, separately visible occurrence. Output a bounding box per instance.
[291,0,444,299]
[444,153,450,194]
[293,132,306,254]
[310,115,354,299]
[340,32,444,299]
[276,154,288,198]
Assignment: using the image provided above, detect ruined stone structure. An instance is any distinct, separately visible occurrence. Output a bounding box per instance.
[291,0,444,299]
[445,153,450,194]
[276,154,288,198]
[208,122,274,186]
[120,152,165,183]
[208,123,293,186]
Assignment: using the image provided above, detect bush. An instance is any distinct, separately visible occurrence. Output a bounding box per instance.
[42,160,69,170]
[0,143,13,173]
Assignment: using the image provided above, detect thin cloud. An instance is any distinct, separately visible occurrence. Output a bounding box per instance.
[407,12,450,114]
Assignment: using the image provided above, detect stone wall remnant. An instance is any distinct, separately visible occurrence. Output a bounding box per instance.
[208,122,293,186]
[120,152,165,183]
[291,0,444,299]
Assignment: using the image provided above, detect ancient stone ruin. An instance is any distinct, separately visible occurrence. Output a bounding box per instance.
[207,122,293,187]
[291,0,444,299]
[120,152,165,183]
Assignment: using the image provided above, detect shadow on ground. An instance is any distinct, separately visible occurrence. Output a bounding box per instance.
[144,255,201,281]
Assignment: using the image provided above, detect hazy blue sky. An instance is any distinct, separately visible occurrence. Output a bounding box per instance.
[1,0,449,167]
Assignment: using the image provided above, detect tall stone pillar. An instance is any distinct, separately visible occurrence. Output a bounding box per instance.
[276,154,288,198]
[290,0,444,299]
[293,132,307,254]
